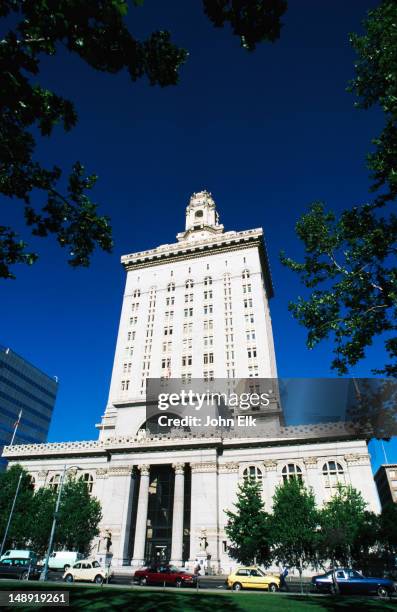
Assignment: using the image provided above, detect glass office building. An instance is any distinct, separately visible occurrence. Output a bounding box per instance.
[0,345,58,469]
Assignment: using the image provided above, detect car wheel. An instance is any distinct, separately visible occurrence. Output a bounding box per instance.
[139,577,147,586]
[268,583,278,593]
[175,579,182,588]
[94,575,103,585]
[232,582,242,591]
[377,586,389,599]
[20,571,29,581]
[65,574,74,583]
[64,564,70,571]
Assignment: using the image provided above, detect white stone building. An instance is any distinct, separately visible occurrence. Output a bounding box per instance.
[3,191,381,573]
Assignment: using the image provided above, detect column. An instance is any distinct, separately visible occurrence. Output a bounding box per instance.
[263,459,278,511]
[132,464,150,566]
[170,463,185,566]
[189,461,219,570]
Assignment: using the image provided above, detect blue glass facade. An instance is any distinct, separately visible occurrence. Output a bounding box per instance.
[0,346,58,469]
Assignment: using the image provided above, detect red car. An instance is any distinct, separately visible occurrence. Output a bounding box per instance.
[133,564,197,587]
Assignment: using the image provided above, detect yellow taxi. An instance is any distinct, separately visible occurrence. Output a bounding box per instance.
[227,566,280,591]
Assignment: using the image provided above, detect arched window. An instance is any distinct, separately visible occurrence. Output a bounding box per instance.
[49,474,61,492]
[204,276,212,286]
[282,463,303,482]
[242,269,250,279]
[243,465,263,484]
[322,461,345,488]
[133,289,140,298]
[167,282,175,292]
[80,472,94,493]
[185,279,194,289]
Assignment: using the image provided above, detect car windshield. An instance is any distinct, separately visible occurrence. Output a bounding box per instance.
[169,566,180,572]
[92,561,100,568]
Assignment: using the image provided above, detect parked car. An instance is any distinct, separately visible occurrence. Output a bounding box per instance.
[226,567,280,592]
[133,565,197,587]
[0,558,41,581]
[63,559,113,585]
[45,551,83,571]
[311,568,395,597]
[0,550,37,563]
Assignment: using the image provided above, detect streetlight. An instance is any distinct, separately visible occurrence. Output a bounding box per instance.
[40,464,80,581]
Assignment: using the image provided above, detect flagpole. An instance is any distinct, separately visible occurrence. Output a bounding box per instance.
[10,410,22,446]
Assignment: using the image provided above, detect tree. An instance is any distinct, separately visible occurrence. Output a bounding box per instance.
[281,1,397,375]
[378,502,397,575]
[270,477,319,591]
[0,465,34,550]
[55,477,102,556]
[318,485,367,574]
[28,487,57,557]
[1,0,287,280]
[225,477,271,566]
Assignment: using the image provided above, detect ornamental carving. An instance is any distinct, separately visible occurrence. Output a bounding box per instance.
[344,453,370,466]
[172,463,185,475]
[95,468,108,479]
[303,457,318,468]
[218,462,239,473]
[263,460,277,472]
[137,464,150,476]
[190,462,217,473]
[108,466,134,477]
[37,470,48,479]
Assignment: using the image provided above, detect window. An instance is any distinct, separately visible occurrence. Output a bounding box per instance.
[203,336,213,347]
[80,472,94,493]
[184,307,193,317]
[133,289,140,298]
[322,461,345,488]
[242,269,250,279]
[243,465,263,483]
[49,474,61,492]
[203,370,214,382]
[203,353,214,365]
[183,322,193,334]
[182,355,192,367]
[195,209,203,218]
[203,320,213,331]
[166,297,175,306]
[162,358,171,369]
[203,304,213,315]
[247,347,257,359]
[185,279,194,289]
[244,298,253,309]
[164,326,173,336]
[121,380,129,391]
[185,293,194,303]
[167,282,175,292]
[282,464,303,482]
[236,569,249,576]
[204,276,212,286]
[204,290,213,300]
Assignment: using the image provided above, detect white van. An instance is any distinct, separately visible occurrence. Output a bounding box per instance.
[47,551,83,571]
[0,550,37,562]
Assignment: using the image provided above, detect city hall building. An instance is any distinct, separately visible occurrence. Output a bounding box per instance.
[3,192,380,572]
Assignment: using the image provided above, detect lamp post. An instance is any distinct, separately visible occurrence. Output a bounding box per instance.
[40,464,79,581]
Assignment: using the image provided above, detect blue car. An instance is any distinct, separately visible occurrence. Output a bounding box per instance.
[311,568,395,597]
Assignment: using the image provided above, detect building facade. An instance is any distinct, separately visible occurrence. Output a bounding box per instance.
[374,464,397,508]
[0,345,58,469]
[2,192,381,572]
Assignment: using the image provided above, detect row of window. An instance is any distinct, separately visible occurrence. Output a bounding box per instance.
[243,461,346,488]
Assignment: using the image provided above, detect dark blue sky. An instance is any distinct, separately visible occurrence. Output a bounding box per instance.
[2,0,394,468]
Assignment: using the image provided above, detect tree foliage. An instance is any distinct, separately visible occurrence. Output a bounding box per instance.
[0,465,35,550]
[1,0,287,280]
[281,1,397,375]
[318,484,367,568]
[0,466,101,557]
[225,477,271,566]
[270,478,319,583]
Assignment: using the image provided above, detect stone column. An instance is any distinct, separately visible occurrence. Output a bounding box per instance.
[132,464,150,566]
[189,461,219,570]
[170,463,185,566]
